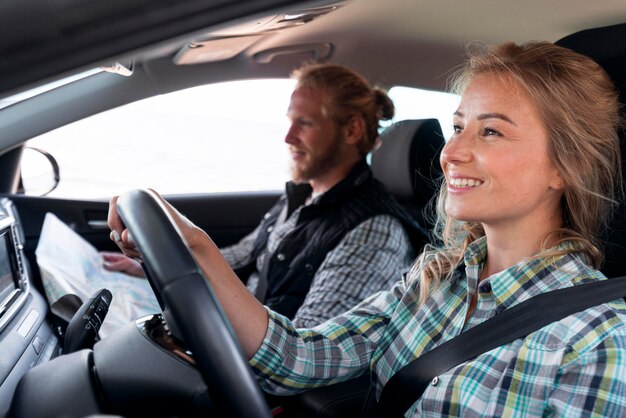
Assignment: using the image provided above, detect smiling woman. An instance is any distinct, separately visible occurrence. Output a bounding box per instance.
[160,40,625,418]
[3,1,626,417]
[443,73,562,233]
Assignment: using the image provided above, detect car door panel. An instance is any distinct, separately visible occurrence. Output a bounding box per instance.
[5,191,280,277]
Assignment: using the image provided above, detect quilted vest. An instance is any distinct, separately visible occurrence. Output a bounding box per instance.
[235,160,428,319]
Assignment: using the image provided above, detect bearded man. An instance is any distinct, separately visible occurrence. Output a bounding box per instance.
[104,63,427,327]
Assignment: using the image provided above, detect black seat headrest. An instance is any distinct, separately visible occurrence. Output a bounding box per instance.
[557,24,626,278]
[371,119,445,230]
[372,118,445,206]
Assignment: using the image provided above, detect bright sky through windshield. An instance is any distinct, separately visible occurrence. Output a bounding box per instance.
[24,78,458,198]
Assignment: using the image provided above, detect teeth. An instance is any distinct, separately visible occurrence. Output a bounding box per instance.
[450,178,482,187]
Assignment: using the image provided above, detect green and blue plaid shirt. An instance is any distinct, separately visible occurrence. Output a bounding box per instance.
[251,237,626,416]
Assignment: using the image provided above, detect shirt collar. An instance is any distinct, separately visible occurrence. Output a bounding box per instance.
[462,237,596,309]
[284,159,371,215]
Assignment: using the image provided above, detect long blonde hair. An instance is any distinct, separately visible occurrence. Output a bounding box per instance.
[411,41,622,304]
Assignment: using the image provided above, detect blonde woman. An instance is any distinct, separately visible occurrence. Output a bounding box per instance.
[109,42,626,416]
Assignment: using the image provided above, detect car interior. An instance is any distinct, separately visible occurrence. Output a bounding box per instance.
[1,0,626,417]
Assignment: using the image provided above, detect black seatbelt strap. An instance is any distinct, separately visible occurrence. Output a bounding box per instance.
[375,275,626,418]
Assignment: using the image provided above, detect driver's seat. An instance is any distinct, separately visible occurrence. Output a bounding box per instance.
[556,24,626,280]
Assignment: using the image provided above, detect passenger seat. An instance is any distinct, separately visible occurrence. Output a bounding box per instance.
[371,118,445,232]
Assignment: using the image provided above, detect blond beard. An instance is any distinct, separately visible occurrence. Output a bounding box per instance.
[290,133,345,183]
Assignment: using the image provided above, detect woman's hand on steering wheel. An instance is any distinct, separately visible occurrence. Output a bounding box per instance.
[107,189,206,257]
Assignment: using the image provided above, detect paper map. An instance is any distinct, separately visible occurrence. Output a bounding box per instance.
[35,213,161,338]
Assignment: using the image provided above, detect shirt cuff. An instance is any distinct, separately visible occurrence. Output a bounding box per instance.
[249,306,292,380]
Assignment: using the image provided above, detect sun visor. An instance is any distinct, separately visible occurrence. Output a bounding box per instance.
[173,2,345,65]
[174,35,264,65]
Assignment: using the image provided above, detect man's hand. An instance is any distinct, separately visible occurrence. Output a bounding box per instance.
[101,251,145,277]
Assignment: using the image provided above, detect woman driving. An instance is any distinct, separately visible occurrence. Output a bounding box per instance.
[108,41,626,416]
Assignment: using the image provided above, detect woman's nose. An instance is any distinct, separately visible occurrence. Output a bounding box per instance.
[441,132,472,164]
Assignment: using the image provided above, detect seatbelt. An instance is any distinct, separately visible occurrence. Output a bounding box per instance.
[372,275,626,418]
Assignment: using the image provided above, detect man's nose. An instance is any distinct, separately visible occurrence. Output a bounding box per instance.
[284,124,299,145]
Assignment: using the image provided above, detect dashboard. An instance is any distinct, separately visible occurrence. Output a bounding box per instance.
[0,195,211,417]
[0,198,59,417]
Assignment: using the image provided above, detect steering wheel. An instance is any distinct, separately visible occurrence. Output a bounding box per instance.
[116,189,272,418]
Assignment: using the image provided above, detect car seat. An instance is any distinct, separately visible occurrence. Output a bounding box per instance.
[371,119,445,230]
[556,23,626,279]
[371,118,445,232]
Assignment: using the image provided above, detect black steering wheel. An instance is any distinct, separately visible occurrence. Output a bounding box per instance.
[116,189,272,418]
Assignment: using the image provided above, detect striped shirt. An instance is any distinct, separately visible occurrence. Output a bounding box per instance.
[221,203,414,328]
[250,237,626,416]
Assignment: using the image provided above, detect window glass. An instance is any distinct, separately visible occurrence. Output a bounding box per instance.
[387,86,460,140]
[25,79,296,198]
[24,81,459,199]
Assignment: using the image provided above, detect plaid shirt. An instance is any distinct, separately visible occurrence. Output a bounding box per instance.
[221,205,414,328]
[251,237,626,416]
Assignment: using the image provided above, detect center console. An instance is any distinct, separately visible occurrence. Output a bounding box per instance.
[0,198,59,418]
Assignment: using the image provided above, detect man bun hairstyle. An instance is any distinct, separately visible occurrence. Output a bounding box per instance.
[292,63,395,156]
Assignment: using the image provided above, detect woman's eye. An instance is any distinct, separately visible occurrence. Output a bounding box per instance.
[452,124,463,134]
[483,128,501,136]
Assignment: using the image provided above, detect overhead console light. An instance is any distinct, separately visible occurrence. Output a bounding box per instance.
[173,1,347,65]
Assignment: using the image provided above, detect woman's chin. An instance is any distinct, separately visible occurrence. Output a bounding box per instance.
[445,205,476,222]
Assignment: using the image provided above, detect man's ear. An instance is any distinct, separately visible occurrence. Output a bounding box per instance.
[342,115,366,145]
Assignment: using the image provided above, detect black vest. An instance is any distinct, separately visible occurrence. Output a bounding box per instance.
[235,160,428,319]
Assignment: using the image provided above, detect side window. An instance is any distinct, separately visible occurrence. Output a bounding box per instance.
[387,86,460,140]
[25,79,296,198]
[24,82,458,199]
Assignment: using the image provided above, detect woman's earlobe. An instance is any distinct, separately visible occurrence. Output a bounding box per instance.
[552,176,565,190]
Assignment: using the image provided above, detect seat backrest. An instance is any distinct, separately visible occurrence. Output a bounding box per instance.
[371,118,445,230]
[556,23,626,278]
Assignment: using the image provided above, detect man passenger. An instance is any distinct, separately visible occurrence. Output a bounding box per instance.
[104,63,427,327]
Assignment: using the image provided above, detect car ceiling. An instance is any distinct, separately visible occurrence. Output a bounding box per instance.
[2,0,626,95]
[0,0,625,152]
